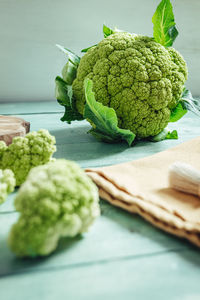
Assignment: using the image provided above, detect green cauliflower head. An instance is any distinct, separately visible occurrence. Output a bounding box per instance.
[0,169,15,204]
[0,129,56,186]
[8,159,100,257]
[72,32,188,138]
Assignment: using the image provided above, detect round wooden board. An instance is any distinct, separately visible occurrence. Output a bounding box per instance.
[0,115,30,145]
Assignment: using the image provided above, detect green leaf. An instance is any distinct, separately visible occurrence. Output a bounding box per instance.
[168,25,179,44]
[181,88,200,117]
[62,61,78,85]
[55,45,83,123]
[56,44,80,66]
[152,0,179,47]
[81,24,124,53]
[103,24,115,38]
[55,76,83,124]
[170,102,187,122]
[166,130,178,140]
[81,44,97,53]
[83,79,136,146]
[81,24,117,53]
[170,88,200,122]
[149,128,178,142]
[87,129,121,143]
[55,76,69,107]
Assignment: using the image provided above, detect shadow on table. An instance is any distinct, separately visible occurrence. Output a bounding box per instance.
[1,200,199,278]
[100,200,200,266]
[50,124,183,165]
[50,125,131,162]
[0,235,82,278]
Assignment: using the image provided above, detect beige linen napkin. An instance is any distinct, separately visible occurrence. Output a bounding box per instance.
[86,137,200,247]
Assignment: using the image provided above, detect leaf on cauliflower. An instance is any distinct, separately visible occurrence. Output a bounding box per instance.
[56,44,80,66]
[61,61,78,85]
[170,102,187,122]
[170,88,200,122]
[83,79,136,146]
[81,24,124,53]
[81,45,97,53]
[152,0,178,47]
[81,24,115,53]
[55,76,83,124]
[149,128,178,142]
[55,45,83,122]
[181,88,200,117]
[103,24,115,38]
[166,130,178,140]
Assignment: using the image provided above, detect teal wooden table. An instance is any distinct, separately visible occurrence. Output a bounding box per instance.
[1,101,200,300]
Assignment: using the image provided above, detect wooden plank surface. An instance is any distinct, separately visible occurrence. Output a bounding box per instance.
[0,101,62,115]
[0,102,200,299]
[1,249,200,300]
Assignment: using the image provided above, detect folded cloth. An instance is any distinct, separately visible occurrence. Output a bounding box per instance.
[86,137,200,247]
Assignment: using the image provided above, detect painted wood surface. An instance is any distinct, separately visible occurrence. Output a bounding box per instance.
[0,101,200,299]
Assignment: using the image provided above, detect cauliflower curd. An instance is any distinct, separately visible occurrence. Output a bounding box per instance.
[0,169,15,204]
[72,33,188,138]
[8,159,100,257]
[0,129,56,186]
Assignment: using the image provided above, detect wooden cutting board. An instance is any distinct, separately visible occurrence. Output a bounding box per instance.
[0,116,30,145]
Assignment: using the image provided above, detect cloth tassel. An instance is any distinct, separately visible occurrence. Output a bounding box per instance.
[169,162,200,197]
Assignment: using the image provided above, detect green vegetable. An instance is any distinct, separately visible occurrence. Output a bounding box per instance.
[103,24,115,38]
[181,88,200,117]
[81,25,116,53]
[149,128,178,142]
[84,79,135,145]
[55,45,84,124]
[55,76,83,123]
[169,101,187,122]
[56,44,80,67]
[0,129,56,186]
[8,159,100,257]
[73,33,187,139]
[166,130,178,140]
[55,0,199,145]
[0,169,15,204]
[169,88,200,122]
[152,0,178,47]
[81,45,97,53]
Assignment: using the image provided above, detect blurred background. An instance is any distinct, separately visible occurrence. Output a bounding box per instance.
[0,0,199,102]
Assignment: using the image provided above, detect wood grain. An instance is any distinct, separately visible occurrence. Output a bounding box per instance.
[0,115,30,145]
[0,248,199,300]
[0,102,200,300]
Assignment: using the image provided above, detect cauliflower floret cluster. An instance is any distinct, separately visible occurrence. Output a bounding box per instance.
[8,159,100,257]
[72,33,188,138]
[0,169,15,204]
[0,129,56,186]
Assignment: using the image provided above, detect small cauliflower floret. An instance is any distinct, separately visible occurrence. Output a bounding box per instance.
[0,169,15,204]
[72,33,188,138]
[8,159,100,257]
[0,129,56,186]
